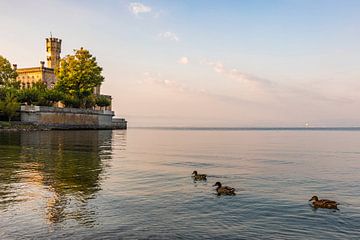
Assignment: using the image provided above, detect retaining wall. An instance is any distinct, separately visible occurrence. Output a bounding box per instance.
[20,106,123,129]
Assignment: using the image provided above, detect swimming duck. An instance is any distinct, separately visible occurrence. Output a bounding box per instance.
[213,182,236,195]
[309,196,339,209]
[192,170,207,181]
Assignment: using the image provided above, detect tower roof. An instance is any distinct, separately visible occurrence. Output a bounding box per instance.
[46,37,62,43]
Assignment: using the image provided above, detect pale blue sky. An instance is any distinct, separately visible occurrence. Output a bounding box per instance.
[1,0,360,127]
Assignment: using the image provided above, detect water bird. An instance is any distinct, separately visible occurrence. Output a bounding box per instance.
[192,170,207,181]
[309,196,339,209]
[213,182,236,195]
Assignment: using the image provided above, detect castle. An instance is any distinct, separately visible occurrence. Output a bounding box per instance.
[3,37,126,129]
[15,37,101,94]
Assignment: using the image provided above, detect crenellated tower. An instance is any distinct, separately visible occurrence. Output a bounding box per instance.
[46,37,61,69]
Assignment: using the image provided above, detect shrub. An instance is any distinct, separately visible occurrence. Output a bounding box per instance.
[0,90,20,122]
[96,95,111,108]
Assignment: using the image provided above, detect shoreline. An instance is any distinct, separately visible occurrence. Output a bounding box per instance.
[0,121,124,131]
[0,122,46,131]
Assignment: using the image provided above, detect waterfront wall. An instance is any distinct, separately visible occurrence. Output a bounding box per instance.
[20,106,126,129]
[112,118,127,129]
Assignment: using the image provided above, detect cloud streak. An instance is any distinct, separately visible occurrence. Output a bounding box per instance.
[201,59,353,105]
[129,2,151,15]
[140,72,254,105]
[141,72,189,92]
[178,57,189,65]
[158,31,180,42]
[201,59,272,86]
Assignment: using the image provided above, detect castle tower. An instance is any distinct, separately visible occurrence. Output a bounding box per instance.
[46,37,62,69]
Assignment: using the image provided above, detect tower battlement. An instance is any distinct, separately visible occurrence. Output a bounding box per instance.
[46,37,61,69]
[46,37,62,44]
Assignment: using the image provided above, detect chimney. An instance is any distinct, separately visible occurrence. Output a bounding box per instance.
[40,61,45,68]
[12,64,17,70]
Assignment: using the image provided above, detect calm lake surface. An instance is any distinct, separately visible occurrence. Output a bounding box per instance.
[0,129,359,239]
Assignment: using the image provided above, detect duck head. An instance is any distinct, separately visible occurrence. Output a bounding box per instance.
[192,170,198,176]
[213,182,222,187]
[309,196,319,201]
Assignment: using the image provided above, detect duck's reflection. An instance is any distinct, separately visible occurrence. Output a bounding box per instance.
[0,130,127,226]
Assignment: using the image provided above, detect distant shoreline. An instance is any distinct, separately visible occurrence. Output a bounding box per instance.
[131,126,360,131]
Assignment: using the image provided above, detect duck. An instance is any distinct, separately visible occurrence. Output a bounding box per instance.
[309,195,339,209]
[213,182,236,195]
[192,170,207,181]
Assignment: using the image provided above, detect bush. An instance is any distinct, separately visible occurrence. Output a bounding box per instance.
[83,95,96,109]
[0,90,20,121]
[96,95,111,108]
[62,95,81,108]
[18,87,40,105]
[44,89,64,103]
[36,89,65,106]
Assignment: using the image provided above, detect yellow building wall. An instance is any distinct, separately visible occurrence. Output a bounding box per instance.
[17,69,43,88]
[17,67,56,88]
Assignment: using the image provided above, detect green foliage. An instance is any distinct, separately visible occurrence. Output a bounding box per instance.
[62,95,81,108]
[55,48,104,108]
[96,95,111,107]
[61,95,96,109]
[0,55,19,88]
[84,95,96,109]
[18,87,41,105]
[0,89,20,122]
[17,82,64,107]
[0,87,6,101]
[43,89,64,105]
[30,81,48,91]
[0,121,11,128]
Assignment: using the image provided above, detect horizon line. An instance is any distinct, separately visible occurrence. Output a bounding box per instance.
[129,126,360,131]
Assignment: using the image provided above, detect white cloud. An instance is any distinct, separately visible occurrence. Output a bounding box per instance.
[201,59,352,107]
[201,59,272,86]
[158,31,179,42]
[140,72,255,105]
[141,72,186,92]
[129,2,152,15]
[178,57,189,65]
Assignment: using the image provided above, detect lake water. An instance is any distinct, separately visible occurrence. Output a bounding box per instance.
[0,129,359,239]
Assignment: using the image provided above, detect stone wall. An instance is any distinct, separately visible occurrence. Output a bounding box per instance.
[112,118,127,129]
[20,106,124,129]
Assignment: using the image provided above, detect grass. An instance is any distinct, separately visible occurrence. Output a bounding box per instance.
[0,121,11,128]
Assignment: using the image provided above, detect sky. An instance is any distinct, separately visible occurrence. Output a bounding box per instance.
[1,0,360,127]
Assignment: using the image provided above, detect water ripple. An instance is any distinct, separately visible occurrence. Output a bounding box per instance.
[1,130,360,239]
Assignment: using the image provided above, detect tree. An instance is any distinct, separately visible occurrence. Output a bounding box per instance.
[42,89,64,106]
[95,95,111,109]
[18,87,41,105]
[0,55,18,87]
[55,48,104,108]
[17,82,59,106]
[62,95,81,108]
[0,89,20,122]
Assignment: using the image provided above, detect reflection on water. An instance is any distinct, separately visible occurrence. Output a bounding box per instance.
[1,129,360,239]
[0,130,118,229]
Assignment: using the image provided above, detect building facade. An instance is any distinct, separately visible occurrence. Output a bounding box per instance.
[16,37,61,88]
